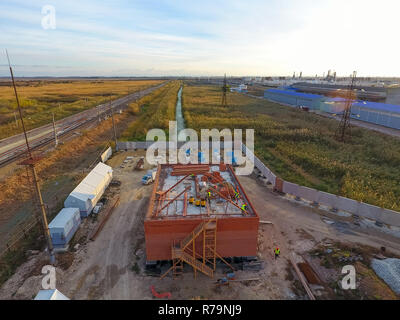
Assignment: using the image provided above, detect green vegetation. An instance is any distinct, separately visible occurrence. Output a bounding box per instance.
[182,82,400,211]
[0,79,163,140]
[121,80,181,140]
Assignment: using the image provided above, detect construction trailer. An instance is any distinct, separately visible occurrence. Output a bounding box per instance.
[64,162,113,217]
[144,163,259,279]
[34,289,69,300]
[48,207,81,249]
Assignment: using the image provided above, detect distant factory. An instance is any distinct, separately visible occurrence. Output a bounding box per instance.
[264,88,400,130]
[291,82,400,104]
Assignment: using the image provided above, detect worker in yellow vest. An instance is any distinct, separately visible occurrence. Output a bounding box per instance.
[274,247,280,259]
[207,191,211,204]
[241,203,247,212]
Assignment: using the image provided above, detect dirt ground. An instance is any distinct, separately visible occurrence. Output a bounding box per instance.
[1,150,399,300]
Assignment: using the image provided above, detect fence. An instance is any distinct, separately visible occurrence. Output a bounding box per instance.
[0,215,41,258]
[240,142,400,228]
[117,140,400,228]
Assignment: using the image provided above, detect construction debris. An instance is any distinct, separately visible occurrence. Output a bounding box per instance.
[150,285,171,299]
[289,253,316,300]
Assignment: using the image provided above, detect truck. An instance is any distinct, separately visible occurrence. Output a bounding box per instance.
[142,170,156,185]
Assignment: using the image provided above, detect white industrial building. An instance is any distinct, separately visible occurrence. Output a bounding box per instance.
[64,162,113,217]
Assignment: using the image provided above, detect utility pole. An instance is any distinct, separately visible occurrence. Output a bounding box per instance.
[221,73,228,108]
[6,50,55,264]
[52,112,58,147]
[110,96,118,148]
[14,111,18,128]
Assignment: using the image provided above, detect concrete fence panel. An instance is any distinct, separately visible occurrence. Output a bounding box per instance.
[380,208,400,227]
[336,196,360,213]
[356,203,383,221]
[282,181,300,195]
[315,191,339,209]
[119,140,400,227]
[297,186,319,203]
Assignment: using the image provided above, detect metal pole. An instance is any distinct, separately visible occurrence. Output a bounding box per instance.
[6,49,55,264]
[7,50,32,158]
[52,112,58,147]
[31,164,55,264]
[14,111,18,128]
[110,96,118,148]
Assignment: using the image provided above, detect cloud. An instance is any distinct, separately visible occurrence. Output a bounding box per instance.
[0,0,399,76]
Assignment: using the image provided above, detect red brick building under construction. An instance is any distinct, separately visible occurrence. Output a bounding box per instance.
[144,163,259,278]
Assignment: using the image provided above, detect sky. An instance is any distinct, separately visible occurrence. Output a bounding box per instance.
[0,0,399,77]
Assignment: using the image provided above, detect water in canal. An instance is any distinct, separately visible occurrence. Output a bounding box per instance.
[176,86,185,137]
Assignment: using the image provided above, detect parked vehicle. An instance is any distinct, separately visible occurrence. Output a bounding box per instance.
[92,202,104,214]
[142,170,156,185]
[110,179,121,187]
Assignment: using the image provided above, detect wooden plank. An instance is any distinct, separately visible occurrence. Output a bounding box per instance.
[183,192,188,217]
[289,253,316,300]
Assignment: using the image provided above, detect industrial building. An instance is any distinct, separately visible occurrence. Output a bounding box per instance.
[319,97,348,114]
[351,101,400,129]
[230,84,248,93]
[48,207,81,248]
[264,88,400,130]
[264,88,325,109]
[291,82,388,102]
[64,162,113,217]
[144,163,259,278]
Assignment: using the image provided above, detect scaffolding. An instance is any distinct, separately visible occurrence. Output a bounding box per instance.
[161,219,233,279]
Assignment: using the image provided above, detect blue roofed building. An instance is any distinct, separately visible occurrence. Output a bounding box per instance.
[264,88,325,110]
[351,101,400,130]
[264,87,400,130]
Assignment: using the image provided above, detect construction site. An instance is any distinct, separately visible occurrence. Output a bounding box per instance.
[1,71,400,300]
[145,163,259,278]
[0,140,400,300]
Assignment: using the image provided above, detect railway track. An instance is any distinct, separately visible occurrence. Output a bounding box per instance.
[0,83,166,168]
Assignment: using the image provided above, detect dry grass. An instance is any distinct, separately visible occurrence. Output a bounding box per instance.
[0,79,163,139]
[0,111,132,226]
[182,82,400,211]
[121,80,181,140]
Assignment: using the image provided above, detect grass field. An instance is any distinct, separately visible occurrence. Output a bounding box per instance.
[182,82,400,212]
[0,79,163,140]
[0,107,138,286]
[121,80,181,141]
